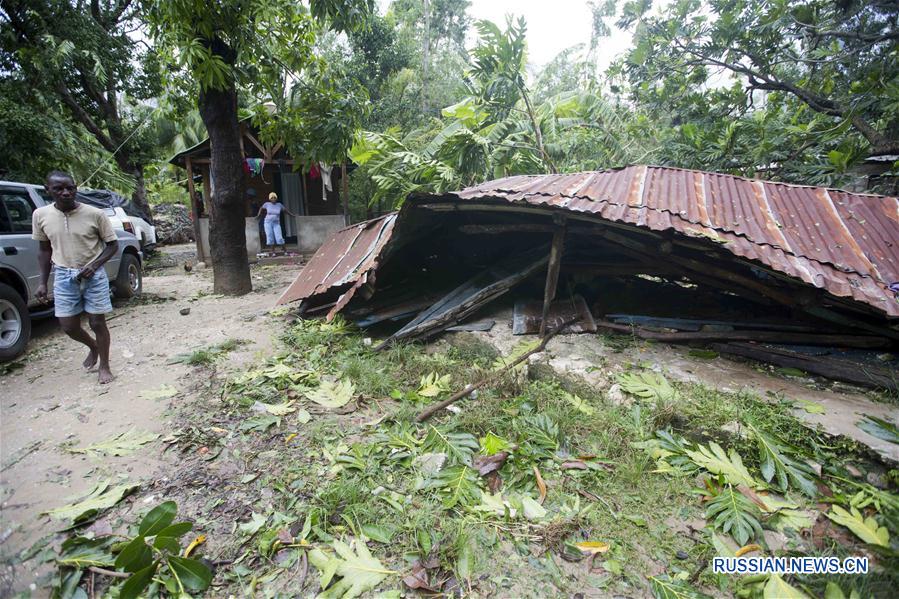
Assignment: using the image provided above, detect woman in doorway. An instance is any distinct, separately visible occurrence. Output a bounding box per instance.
[256,192,297,255]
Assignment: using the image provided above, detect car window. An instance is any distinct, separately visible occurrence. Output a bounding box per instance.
[0,189,36,234]
[104,208,117,217]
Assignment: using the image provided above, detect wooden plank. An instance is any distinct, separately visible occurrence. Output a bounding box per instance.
[459,223,556,234]
[540,217,566,336]
[595,320,890,348]
[711,342,898,391]
[244,128,267,156]
[376,244,551,350]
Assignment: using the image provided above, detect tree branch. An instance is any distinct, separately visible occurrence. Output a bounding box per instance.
[56,83,117,152]
[673,38,895,153]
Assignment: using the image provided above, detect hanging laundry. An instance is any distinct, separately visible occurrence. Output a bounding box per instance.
[242,159,251,174]
[319,162,333,193]
[309,163,321,179]
[246,158,265,176]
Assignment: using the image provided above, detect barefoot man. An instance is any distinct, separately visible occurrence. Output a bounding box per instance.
[32,171,118,383]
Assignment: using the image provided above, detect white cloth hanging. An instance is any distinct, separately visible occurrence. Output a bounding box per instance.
[319,162,333,193]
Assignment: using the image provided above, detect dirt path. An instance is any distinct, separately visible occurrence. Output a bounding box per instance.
[0,247,303,595]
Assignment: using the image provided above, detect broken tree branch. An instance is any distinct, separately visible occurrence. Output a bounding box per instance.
[87,566,129,579]
[416,317,578,422]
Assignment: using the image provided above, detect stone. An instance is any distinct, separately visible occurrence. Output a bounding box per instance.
[179,307,191,316]
[606,383,629,406]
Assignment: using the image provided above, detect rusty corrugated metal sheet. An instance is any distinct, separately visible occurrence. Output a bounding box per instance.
[452,166,899,317]
[275,214,397,305]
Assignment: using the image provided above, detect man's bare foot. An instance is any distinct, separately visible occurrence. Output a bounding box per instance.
[98,366,114,384]
[83,349,98,370]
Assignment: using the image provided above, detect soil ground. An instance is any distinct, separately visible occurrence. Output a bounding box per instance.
[0,245,303,596]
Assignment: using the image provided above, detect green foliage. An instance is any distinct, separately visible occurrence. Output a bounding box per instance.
[749,424,818,497]
[614,0,898,189]
[684,442,757,489]
[426,464,481,508]
[650,574,713,599]
[422,426,478,464]
[308,538,394,598]
[616,371,678,403]
[857,416,899,445]
[705,486,764,546]
[53,501,209,598]
[1,2,165,204]
[826,505,890,547]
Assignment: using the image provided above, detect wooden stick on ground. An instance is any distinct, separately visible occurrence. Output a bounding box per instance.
[416,317,577,422]
[87,566,129,579]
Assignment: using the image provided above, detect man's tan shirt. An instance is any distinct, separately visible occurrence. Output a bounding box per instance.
[32,203,117,268]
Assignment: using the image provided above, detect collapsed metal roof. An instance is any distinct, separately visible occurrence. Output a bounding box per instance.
[275,214,396,308]
[278,165,899,318]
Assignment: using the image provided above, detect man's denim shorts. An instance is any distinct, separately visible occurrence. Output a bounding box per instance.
[53,266,113,317]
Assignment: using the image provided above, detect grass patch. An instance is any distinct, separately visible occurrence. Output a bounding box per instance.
[170,338,248,366]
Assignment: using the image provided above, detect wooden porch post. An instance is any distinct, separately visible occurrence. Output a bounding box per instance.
[539,214,567,336]
[185,156,206,264]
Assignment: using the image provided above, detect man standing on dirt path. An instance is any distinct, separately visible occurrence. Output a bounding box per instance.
[32,171,118,384]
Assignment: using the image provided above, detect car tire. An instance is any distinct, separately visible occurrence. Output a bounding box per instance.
[114,253,142,299]
[0,282,30,362]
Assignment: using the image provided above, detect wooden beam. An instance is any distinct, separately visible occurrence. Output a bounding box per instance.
[711,342,898,391]
[540,216,567,336]
[244,128,267,156]
[459,223,556,234]
[595,320,890,349]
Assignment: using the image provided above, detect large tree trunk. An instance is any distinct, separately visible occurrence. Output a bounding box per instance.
[129,165,151,223]
[198,84,252,296]
[115,156,152,224]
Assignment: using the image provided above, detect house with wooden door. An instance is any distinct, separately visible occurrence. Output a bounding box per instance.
[169,117,350,263]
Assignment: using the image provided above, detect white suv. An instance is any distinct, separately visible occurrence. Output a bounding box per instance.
[101,206,157,249]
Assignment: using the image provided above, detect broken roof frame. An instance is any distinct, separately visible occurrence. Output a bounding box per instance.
[277,165,899,343]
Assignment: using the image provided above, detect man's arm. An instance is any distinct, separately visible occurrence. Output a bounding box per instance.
[77,212,119,280]
[36,240,52,302]
[77,240,117,281]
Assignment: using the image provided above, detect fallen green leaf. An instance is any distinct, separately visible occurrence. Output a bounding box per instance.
[68,429,159,457]
[43,480,139,523]
[417,372,452,398]
[238,512,268,536]
[479,432,512,455]
[308,538,394,599]
[139,384,179,400]
[796,399,825,414]
[167,555,212,591]
[685,442,757,488]
[826,505,889,546]
[617,371,678,402]
[306,378,356,409]
[856,416,899,445]
[763,574,810,598]
[563,391,595,415]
